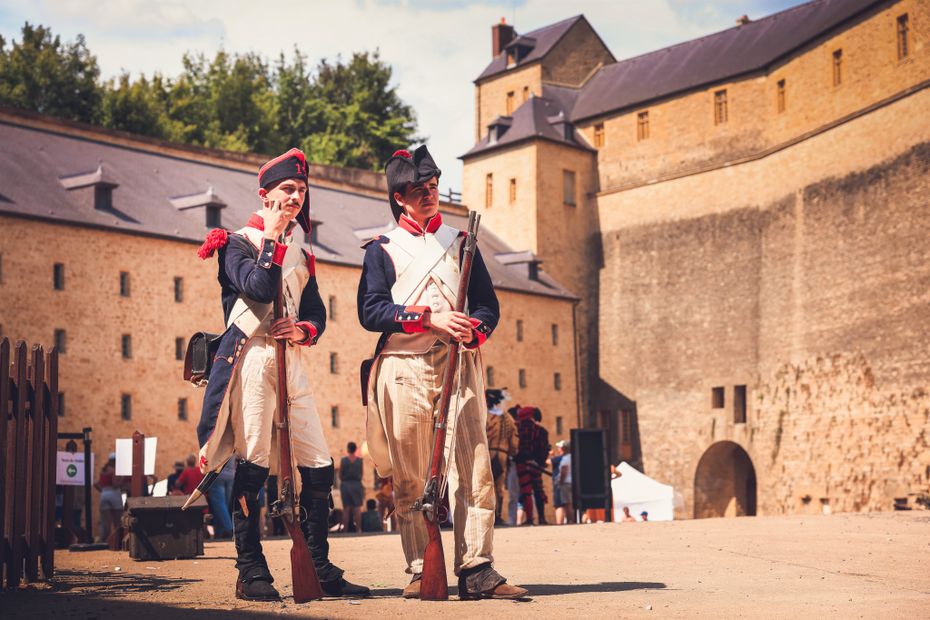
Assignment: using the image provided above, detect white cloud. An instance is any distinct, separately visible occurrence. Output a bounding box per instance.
[0,0,802,191]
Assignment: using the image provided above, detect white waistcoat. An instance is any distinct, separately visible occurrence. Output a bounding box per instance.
[380,223,463,355]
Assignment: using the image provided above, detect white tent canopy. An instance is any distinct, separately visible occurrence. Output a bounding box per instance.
[611,462,676,522]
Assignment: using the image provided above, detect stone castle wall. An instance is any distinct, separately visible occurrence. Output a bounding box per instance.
[598,130,930,516]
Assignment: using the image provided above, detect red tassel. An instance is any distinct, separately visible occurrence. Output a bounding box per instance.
[393,149,411,158]
[198,228,229,259]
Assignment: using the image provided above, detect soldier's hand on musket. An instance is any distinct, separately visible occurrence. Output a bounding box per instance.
[260,198,291,239]
[270,317,307,342]
[427,310,473,342]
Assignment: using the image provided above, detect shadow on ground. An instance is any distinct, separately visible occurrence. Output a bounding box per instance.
[521,581,667,596]
[51,569,200,596]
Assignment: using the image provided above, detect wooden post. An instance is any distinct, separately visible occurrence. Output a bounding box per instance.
[42,348,58,579]
[131,430,145,498]
[8,342,28,589]
[0,338,9,581]
[25,345,45,581]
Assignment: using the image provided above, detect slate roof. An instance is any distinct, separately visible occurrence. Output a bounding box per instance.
[462,90,593,159]
[0,116,576,301]
[476,15,585,82]
[571,0,882,122]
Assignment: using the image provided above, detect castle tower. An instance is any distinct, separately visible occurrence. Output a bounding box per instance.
[461,16,614,425]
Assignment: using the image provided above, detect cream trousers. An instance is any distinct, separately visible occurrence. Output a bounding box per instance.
[367,343,495,575]
[228,336,331,470]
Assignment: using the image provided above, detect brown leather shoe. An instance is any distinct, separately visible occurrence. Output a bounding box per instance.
[402,576,421,599]
[483,582,528,599]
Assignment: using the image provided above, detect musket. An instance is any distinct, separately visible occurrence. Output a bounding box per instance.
[414,211,481,601]
[268,240,323,603]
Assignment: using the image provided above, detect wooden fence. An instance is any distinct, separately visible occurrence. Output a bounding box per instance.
[1,338,59,588]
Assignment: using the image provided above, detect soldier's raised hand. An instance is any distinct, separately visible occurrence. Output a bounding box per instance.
[261,198,290,240]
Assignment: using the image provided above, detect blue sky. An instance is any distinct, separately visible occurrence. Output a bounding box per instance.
[0,0,805,191]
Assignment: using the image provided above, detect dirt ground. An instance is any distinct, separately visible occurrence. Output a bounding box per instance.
[2,511,928,619]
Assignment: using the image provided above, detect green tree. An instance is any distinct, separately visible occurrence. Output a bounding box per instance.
[0,23,102,123]
[306,51,420,170]
[1,23,421,170]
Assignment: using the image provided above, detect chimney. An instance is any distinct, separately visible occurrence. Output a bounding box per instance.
[492,17,515,58]
[736,15,751,25]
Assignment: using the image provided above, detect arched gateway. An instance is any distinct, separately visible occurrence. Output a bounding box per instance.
[693,441,757,518]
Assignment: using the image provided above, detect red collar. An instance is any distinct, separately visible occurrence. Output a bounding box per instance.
[246,213,298,237]
[399,213,442,236]
[247,213,265,230]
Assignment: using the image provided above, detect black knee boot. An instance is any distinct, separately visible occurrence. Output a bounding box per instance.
[298,463,370,597]
[233,461,278,601]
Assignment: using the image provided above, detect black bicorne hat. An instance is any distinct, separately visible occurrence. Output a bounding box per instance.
[384,145,442,221]
[258,148,312,233]
[485,388,506,408]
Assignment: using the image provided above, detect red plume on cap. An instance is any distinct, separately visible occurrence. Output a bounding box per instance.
[393,149,411,158]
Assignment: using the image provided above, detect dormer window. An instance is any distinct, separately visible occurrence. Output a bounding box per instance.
[170,186,227,228]
[308,219,323,245]
[94,185,113,211]
[496,250,543,282]
[59,164,119,211]
[206,205,222,228]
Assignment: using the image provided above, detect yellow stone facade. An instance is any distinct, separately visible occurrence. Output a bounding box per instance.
[463,0,930,517]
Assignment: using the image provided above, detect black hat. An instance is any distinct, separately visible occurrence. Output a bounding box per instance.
[485,389,505,408]
[384,145,441,221]
[258,148,311,233]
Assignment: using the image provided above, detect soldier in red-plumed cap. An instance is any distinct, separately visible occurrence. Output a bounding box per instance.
[357,145,527,600]
[194,148,369,601]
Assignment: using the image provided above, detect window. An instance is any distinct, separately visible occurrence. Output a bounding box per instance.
[777,79,786,113]
[897,14,909,60]
[54,329,67,353]
[734,385,747,424]
[121,394,132,420]
[555,416,563,435]
[711,386,725,409]
[175,337,184,361]
[57,392,65,417]
[485,173,493,208]
[486,366,495,387]
[516,319,524,342]
[174,277,183,302]
[206,205,222,228]
[328,295,336,320]
[119,271,130,297]
[94,186,112,211]
[637,111,650,140]
[518,369,527,389]
[331,406,339,428]
[551,324,559,345]
[53,263,65,290]
[506,51,515,67]
[522,86,529,102]
[506,91,515,115]
[563,170,576,206]
[121,334,132,359]
[620,410,633,444]
[329,352,338,374]
[554,372,562,391]
[509,178,517,203]
[832,49,843,86]
[714,90,728,125]
[593,123,605,147]
[177,398,188,421]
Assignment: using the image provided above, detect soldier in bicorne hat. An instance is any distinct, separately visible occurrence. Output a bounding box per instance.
[195,148,369,601]
[357,145,527,599]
